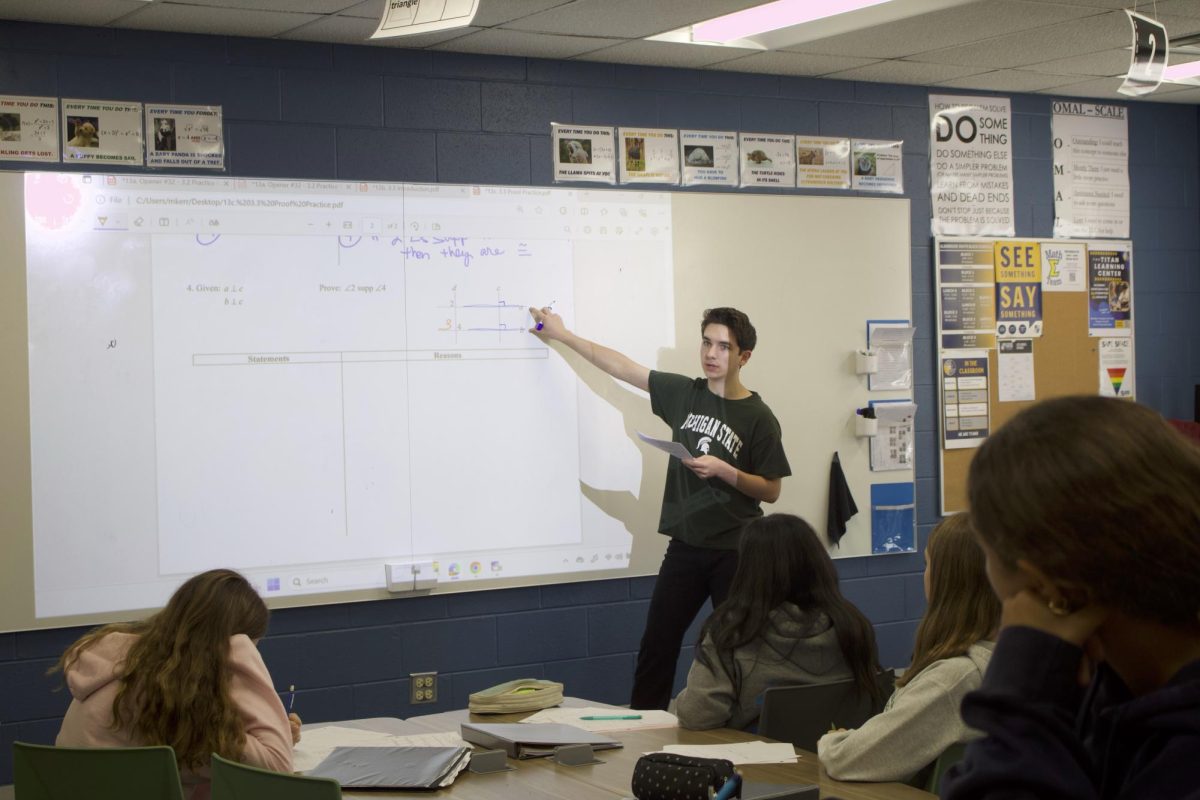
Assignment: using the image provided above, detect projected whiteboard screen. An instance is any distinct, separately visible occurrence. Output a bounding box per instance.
[7,171,913,629]
[24,174,674,618]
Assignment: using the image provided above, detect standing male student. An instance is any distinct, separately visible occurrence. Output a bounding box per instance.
[529,306,791,710]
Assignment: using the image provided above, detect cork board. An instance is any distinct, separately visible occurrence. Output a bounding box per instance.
[938,238,1133,514]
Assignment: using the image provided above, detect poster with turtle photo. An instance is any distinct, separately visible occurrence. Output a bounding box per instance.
[738,133,795,188]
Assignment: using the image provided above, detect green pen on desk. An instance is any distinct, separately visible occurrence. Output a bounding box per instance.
[580,714,642,720]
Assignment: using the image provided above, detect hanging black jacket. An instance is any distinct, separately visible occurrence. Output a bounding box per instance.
[942,626,1200,799]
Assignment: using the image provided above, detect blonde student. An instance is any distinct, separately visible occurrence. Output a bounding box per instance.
[817,513,999,784]
[55,569,300,798]
[674,513,881,731]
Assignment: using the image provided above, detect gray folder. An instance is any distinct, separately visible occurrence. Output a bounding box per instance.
[460,722,622,759]
[307,745,471,789]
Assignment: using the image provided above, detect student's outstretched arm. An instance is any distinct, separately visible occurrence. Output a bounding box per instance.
[529,306,650,392]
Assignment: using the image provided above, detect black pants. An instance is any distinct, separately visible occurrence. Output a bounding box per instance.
[630,538,738,710]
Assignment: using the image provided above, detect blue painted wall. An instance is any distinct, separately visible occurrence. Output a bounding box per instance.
[1,19,1197,786]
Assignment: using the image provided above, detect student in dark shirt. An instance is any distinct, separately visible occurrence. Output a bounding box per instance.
[943,396,1200,799]
[529,306,791,710]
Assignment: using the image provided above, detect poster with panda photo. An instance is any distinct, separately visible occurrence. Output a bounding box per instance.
[551,123,615,184]
[679,130,738,187]
[61,99,144,165]
[738,133,795,189]
[617,127,679,185]
[144,104,225,169]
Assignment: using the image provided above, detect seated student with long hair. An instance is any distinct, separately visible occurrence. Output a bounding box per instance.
[817,512,999,784]
[942,396,1200,798]
[674,513,882,730]
[55,569,299,797]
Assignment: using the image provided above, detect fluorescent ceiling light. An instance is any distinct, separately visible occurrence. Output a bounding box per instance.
[1163,59,1200,82]
[693,0,893,44]
[647,0,982,51]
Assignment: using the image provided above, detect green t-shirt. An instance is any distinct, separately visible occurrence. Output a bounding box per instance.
[649,370,791,549]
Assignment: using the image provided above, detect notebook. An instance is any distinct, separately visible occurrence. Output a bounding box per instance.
[307,745,471,789]
[460,722,622,759]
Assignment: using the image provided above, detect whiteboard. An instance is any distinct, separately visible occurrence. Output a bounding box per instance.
[0,171,912,632]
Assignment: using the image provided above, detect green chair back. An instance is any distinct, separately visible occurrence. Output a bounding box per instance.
[210,753,342,800]
[925,741,968,794]
[13,742,185,800]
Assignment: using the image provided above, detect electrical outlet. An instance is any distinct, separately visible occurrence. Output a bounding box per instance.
[410,671,438,704]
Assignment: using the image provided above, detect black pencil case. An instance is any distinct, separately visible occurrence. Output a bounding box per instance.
[631,752,737,800]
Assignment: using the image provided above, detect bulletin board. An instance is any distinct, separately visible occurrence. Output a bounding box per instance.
[937,237,1134,514]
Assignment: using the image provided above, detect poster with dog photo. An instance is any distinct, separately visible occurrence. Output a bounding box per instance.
[145,104,225,169]
[738,133,795,188]
[796,136,850,190]
[617,127,679,185]
[679,130,738,187]
[0,95,60,162]
[851,139,903,194]
[551,123,615,184]
[61,99,144,165]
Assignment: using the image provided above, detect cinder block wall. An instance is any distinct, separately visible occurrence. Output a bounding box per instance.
[2,19,1198,786]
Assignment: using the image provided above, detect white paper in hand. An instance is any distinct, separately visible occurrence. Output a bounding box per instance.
[637,431,692,460]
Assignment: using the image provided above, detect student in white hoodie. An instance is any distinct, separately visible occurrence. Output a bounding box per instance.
[674,513,882,730]
[818,513,1000,784]
[54,569,299,798]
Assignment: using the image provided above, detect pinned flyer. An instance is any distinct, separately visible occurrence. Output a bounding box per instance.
[0,95,60,162]
[679,130,738,187]
[738,133,795,188]
[1098,337,1135,398]
[1087,248,1132,336]
[851,139,903,194]
[62,99,144,165]
[796,136,850,189]
[1041,242,1086,292]
[552,124,615,184]
[994,240,1043,339]
[145,104,224,169]
[372,0,479,39]
[617,127,679,185]
[942,351,990,449]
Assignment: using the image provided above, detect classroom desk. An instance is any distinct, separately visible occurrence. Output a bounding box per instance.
[326,703,935,800]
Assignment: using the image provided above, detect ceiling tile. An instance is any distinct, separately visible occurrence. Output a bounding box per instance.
[431,28,616,59]
[784,0,1098,59]
[118,3,321,37]
[0,0,148,26]
[365,26,481,48]
[912,11,1200,68]
[278,14,378,43]
[1154,0,1200,19]
[935,69,1086,92]
[1040,75,1199,99]
[575,40,757,69]
[714,51,882,77]
[826,60,990,85]
[500,0,762,39]
[336,0,383,19]
[163,0,362,12]
[472,0,574,27]
[1024,47,1130,77]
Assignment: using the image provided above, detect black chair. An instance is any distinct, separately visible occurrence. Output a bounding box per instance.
[758,670,895,752]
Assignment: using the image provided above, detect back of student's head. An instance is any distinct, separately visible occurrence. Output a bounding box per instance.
[897,513,999,687]
[701,307,756,352]
[969,396,1200,629]
[701,513,881,701]
[58,568,270,769]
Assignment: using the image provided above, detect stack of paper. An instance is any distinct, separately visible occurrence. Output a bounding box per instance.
[656,742,798,765]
